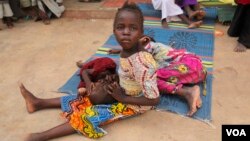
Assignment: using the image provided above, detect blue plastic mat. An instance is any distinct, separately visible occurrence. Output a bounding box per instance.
[58,3,216,121]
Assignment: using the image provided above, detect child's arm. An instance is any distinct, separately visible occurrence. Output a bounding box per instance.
[81,69,94,94]
[108,49,121,54]
[107,82,159,106]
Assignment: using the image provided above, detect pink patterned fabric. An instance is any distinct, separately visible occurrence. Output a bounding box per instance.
[145,41,206,94]
[156,52,206,93]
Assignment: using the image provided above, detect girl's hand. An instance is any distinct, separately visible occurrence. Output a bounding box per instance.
[138,36,151,49]
[107,82,126,102]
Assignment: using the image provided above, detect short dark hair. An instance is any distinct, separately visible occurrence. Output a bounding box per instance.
[113,1,144,31]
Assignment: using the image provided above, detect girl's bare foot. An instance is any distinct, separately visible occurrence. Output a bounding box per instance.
[184,85,202,116]
[24,133,46,141]
[234,42,247,52]
[177,85,202,116]
[76,60,84,68]
[19,83,40,113]
[161,19,169,28]
[188,20,203,29]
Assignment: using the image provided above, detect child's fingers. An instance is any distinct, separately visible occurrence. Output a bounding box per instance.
[104,86,111,94]
[106,75,112,81]
[108,50,115,54]
[106,85,114,94]
[111,75,115,80]
[111,82,117,88]
[108,49,120,54]
[138,36,151,49]
[139,36,150,43]
[107,89,113,95]
[108,50,114,54]
[113,82,119,87]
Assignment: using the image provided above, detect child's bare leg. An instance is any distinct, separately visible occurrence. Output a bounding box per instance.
[178,14,202,29]
[161,18,168,28]
[175,85,202,116]
[25,122,76,141]
[19,83,61,113]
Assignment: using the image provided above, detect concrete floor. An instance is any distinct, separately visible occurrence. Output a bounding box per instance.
[0,2,250,141]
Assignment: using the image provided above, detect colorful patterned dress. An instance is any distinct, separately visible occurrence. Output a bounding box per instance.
[60,51,159,138]
[144,41,206,94]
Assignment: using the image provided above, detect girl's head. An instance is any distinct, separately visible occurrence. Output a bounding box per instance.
[113,1,144,50]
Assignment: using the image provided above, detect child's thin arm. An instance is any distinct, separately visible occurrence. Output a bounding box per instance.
[108,82,160,106]
[108,49,121,54]
[81,69,94,93]
[121,94,160,106]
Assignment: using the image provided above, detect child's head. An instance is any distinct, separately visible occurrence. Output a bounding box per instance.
[113,1,144,50]
[92,58,116,80]
[95,69,116,80]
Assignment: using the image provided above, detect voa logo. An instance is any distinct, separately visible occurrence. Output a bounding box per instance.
[226,129,246,136]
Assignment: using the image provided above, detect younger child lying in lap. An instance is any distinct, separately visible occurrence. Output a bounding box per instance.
[61,57,119,118]
[78,69,118,105]
[76,57,118,105]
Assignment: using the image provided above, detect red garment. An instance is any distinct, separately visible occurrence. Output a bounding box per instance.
[237,0,250,5]
[78,57,116,88]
